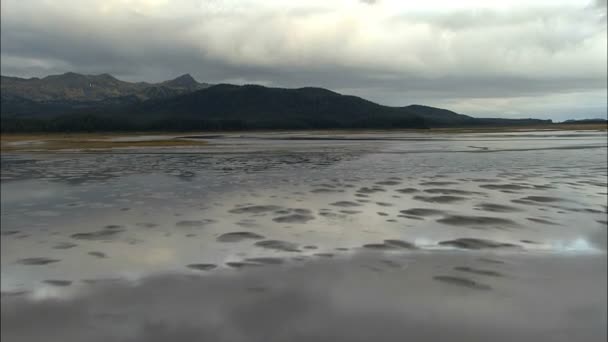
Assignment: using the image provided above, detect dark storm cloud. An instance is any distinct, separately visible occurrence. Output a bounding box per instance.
[0,0,606,118]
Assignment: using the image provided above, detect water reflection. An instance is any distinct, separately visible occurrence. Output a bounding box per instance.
[2,253,606,342]
[1,131,607,297]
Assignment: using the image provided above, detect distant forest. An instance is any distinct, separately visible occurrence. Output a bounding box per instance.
[0,114,430,132]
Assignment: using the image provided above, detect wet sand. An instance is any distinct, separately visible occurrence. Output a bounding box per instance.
[1,130,607,341]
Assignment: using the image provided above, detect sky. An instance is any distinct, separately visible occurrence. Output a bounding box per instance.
[1,0,606,120]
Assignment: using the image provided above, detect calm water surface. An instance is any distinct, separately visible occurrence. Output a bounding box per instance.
[1,130,606,341]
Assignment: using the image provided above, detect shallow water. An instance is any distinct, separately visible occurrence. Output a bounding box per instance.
[1,130,607,341]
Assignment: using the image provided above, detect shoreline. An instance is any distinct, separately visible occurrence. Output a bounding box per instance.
[1,122,606,136]
[1,124,606,152]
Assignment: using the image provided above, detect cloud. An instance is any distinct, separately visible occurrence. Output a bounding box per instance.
[0,0,606,118]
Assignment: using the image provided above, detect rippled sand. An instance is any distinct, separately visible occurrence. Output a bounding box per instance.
[1,130,607,341]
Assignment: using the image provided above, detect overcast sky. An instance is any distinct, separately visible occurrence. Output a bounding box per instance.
[1,0,606,120]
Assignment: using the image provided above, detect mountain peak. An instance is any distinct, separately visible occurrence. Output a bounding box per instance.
[44,72,85,80]
[96,73,118,80]
[164,74,198,88]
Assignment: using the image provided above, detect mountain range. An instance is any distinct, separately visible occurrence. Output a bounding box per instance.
[1,72,207,102]
[1,72,551,132]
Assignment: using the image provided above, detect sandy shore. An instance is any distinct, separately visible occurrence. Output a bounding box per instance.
[2,123,606,152]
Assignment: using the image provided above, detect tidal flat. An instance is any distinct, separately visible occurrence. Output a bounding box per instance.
[1,129,607,341]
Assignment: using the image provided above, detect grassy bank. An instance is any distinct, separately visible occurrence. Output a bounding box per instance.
[1,123,605,152]
[1,133,208,152]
